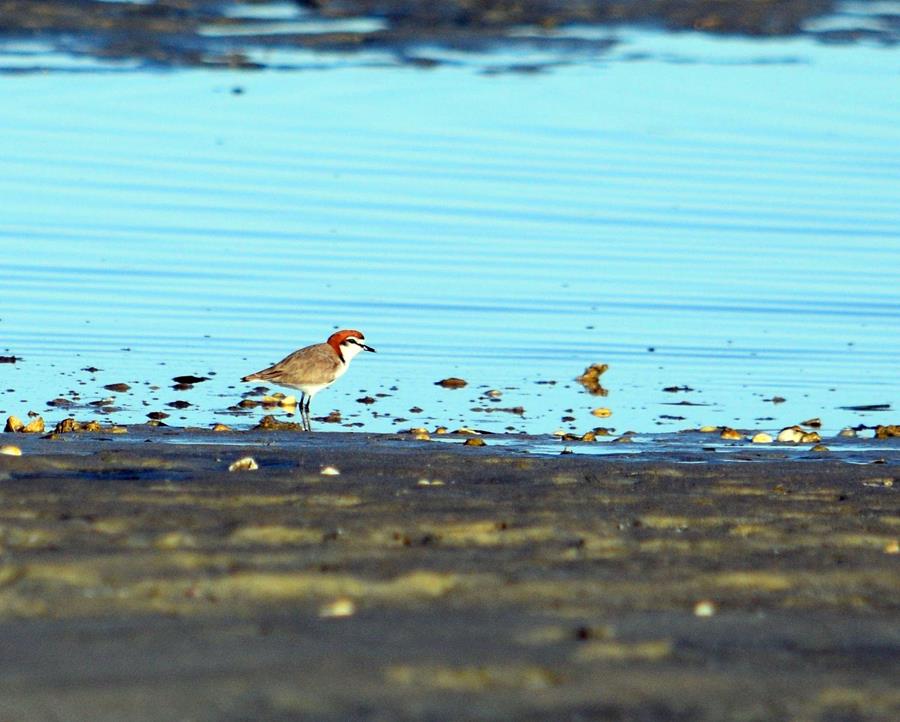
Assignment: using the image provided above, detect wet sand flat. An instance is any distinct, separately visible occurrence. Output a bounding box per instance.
[0,432,898,721]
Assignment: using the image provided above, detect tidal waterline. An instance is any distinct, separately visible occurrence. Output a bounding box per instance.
[1,32,898,436]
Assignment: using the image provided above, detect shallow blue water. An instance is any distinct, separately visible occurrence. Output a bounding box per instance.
[1,27,898,436]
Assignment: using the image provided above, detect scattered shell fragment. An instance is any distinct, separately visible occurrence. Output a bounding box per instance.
[580,431,597,442]
[875,425,900,439]
[800,417,822,428]
[463,437,486,447]
[454,427,480,435]
[698,425,718,433]
[4,416,24,433]
[279,395,297,407]
[776,426,805,443]
[719,427,742,441]
[0,445,22,456]
[211,423,231,432]
[320,466,341,476]
[18,417,45,433]
[693,600,717,617]
[800,432,821,443]
[884,540,899,555]
[576,363,609,396]
[53,419,101,433]
[810,444,829,452]
[838,427,857,438]
[751,432,773,444]
[417,479,445,487]
[485,389,502,398]
[433,426,449,435]
[319,597,356,618]
[228,456,258,472]
[591,407,612,418]
[103,383,131,392]
[612,435,634,444]
[413,432,431,441]
[254,415,303,431]
[435,377,467,389]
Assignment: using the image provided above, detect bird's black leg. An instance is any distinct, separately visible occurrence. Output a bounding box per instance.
[303,395,312,432]
[298,393,307,430]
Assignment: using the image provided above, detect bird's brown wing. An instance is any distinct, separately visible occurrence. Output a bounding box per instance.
[242,343,341,385]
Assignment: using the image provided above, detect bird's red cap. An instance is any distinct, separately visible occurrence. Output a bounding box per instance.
[327,329,367,359]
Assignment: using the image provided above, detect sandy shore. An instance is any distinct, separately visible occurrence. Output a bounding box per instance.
[0,430,898,721]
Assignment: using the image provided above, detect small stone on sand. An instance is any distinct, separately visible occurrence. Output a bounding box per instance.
[228,457,258,472]
[319,597,356,618]
[435,377,467,389]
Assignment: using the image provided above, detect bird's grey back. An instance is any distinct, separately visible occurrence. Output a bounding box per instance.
[242,342,341,385]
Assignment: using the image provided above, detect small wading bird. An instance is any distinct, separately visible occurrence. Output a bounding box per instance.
[241,329,375,430]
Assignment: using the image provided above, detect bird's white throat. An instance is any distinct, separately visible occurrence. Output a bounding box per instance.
[340,342,367,363]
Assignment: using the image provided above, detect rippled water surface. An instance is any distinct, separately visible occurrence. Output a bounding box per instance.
[1,29,898,435]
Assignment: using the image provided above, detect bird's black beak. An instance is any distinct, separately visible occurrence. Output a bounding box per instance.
[362,344,376,353]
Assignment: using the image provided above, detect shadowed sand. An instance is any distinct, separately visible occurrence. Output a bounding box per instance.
[0,430,898,721]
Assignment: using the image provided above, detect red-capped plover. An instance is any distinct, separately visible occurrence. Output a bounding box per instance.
[241,329,375,430]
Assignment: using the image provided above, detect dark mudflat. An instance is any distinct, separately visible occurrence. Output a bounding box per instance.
[0,430,898,721]
[2,0,896,72]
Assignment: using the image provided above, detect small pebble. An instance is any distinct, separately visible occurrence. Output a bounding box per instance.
[320,466,341,476]
[801,432,821,443]
[4,416,24,433]
[0,445,22,456]
[875,425,900,439]
[751,432,773,444]
[417,479,445,486]
[413,432,431,441]
[838,427,857,438]
[811,444,829,452]
[884,540,899,555]
[435,377,467,389]
[463,437,486,447]
[228,456,258,472]
[591,407,612,418]
[694,600,717,617]
[776,426,805,443]
[698,425,717,433]
[22,417,45,434]
[319,597,356,618]
[719,427,742,441]
[211,423,231,432]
